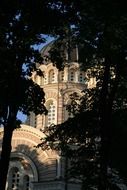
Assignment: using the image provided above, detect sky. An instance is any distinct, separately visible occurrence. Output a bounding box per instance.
[17,36,54,123]
[17,111,27,122]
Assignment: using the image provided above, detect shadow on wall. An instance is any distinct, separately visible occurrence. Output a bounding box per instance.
[7,143,58,190]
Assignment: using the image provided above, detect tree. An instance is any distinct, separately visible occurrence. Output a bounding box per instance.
[1,0,126,189]
[39,76,127,189]
[38,90,100,189]
[38,1,127,189]
[76,2,127,189]
[0,0,73,189]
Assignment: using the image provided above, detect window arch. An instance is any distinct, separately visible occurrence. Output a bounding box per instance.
[49,69,55,83]
[9,167,20,190]
[69,69,75,82]
[78,71,85,83]
[45,100,56,127]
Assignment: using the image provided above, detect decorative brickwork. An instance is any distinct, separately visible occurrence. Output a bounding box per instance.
[0,42,95,190]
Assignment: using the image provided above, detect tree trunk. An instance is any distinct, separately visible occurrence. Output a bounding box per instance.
[0,127,13,190]
[0,107,17,190]
[98,110,112,190]
[98,55,111,190]
[64,156,68,190]
[98,56,120,190]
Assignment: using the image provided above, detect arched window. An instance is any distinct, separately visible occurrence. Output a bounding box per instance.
[69,69,75,82]
[55,158,61,178]
[45,100,56,127]
[9,167,20,190]
[49,69,55,83]
[23,175,30,190]
[59,71,64,82]
[78,72,85,83]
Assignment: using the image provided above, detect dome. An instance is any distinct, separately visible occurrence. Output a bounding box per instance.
[40,40,55,57]
[40,40,79,63]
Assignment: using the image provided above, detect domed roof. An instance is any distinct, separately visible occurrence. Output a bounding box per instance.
[40,40,55,57]
[40,40,79,63]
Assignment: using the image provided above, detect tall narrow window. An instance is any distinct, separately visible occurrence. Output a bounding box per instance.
[49,69,55,83]
[10,167,20,190]
[78,72,85,83]
[59,71,64,82]
[23,175,30,190]
[69,69,75,82]
[55,158,61,178]
[45,100,56,127]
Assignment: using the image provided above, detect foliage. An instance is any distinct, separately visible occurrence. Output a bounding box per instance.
[39,1,127,189]
[0,1,74,189]
[38,90,99,189]
[1,0,127,189]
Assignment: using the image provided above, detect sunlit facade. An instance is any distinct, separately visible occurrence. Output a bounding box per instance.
[0,41,95,190]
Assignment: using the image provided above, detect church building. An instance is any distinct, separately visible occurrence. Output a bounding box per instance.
[0,41,94,190]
